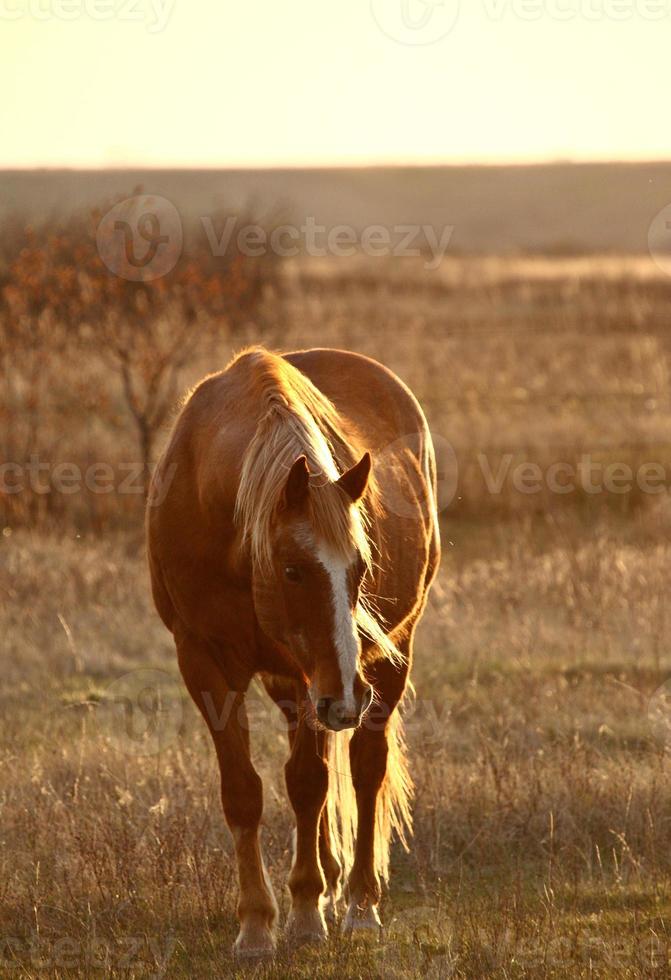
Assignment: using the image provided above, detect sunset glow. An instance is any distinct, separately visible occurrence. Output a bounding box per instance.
[1,0,670,168]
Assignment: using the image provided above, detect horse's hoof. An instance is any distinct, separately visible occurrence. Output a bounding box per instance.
[322,901,339,926]
[286,907,328,946]
[233,944,275,961]
[343,901,382,941]
[233,927,276,960]
[321,888,341,925]
[288,930,327,948]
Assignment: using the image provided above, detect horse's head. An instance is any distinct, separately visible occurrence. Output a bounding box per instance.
[252,452,374,731]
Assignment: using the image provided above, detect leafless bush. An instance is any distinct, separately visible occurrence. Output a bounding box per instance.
[0,197,277,527]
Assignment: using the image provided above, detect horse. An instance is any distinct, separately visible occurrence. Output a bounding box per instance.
[146,346,440,958]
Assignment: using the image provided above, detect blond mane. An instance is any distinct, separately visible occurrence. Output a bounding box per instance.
[231,347,401,668]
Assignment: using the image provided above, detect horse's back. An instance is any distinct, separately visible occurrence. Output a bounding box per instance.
[285,348,430,451]
[163,346,435,511]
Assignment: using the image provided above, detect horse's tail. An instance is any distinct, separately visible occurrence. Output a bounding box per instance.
[325,704,414,886]
[326,729,356,884]
[375,708,414,882]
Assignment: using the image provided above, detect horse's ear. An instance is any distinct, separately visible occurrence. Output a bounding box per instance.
[336,452,371,503]
[284,455,310,509]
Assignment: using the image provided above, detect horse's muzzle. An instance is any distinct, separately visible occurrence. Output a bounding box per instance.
[316,686,374,731]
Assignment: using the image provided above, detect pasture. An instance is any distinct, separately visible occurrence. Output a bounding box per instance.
[3,238,671,977]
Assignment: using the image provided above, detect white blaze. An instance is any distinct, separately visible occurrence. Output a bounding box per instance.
[315,542,359,714]
[294,524,358,712]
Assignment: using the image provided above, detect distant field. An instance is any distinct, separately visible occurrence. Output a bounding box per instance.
[7,250,671,530]
[2,161,671,251]
[4,243,671,976]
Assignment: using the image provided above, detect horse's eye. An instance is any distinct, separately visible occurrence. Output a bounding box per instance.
[284,565,302,584]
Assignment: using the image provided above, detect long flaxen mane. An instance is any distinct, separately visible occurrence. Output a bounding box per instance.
[231,347,412,882]
[233,346,399,665]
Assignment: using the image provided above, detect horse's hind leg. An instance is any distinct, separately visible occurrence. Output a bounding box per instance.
[175,627,278,959]
[262,676,338,941]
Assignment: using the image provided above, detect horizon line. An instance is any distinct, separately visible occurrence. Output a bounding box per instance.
[2,156,671,173]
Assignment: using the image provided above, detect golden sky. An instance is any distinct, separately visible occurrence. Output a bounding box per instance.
[1,0,669,167]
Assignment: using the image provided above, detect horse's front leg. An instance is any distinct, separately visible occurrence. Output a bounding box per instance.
[345,724,387,933]
[345,651,411,935]
[284,709,331,943]
[175,626,278,959]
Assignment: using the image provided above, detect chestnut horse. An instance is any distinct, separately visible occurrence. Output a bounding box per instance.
[147,347,440,957]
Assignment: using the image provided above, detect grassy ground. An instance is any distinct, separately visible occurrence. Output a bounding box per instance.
[3,509,671,978]
[4,251,671,977]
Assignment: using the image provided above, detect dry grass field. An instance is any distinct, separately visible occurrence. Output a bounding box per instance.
[4,232,671,977]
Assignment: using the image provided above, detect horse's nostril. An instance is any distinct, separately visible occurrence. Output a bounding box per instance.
[316,697,335,725]
[316,697,360,729]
